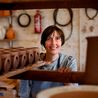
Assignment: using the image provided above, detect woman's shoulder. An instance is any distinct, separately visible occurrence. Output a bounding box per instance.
[59,53,77,71]
[59,53,77,66]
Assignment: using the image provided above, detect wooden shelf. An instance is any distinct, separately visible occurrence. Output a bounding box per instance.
[0,0,98,10]
[0,39,15,41]
[0,39,15,47]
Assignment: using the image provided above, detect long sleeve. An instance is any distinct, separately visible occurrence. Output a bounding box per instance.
[59,54,78,71]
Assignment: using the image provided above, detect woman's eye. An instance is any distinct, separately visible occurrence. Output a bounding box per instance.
[46,36,61,41]
[47,37,51,40]
[56,36,61,40]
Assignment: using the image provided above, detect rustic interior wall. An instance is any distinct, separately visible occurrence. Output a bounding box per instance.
[0,8,98,71]
[80,8,98,71]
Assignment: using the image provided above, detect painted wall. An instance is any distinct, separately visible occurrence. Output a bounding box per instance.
[0,8,98,71]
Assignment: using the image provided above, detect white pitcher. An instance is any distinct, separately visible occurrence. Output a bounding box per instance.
[0,26,6,40]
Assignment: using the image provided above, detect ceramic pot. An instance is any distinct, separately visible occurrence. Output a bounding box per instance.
[37,85,98,98]
[26,48,34,65]
[1,52,11,73]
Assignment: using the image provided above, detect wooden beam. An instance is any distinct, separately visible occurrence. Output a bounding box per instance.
[10,70,84,84]
[0,0,98,10]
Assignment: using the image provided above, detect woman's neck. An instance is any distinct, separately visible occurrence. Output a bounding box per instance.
[45,53,59,62]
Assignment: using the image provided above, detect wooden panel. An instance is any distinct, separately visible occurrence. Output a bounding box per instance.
[83,37,98,85]
[10,70,84,84]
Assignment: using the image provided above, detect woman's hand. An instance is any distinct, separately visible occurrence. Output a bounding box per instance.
[57,67,73,85]
[57,67,72,73]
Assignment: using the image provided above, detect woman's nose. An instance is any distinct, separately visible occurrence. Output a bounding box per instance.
[52,38,56,45]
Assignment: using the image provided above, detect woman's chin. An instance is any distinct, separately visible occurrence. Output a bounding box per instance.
[50,51,59,55]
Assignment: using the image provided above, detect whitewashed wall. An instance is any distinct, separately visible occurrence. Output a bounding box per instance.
[0,8,98,71]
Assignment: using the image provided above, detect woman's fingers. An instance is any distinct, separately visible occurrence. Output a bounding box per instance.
[57,67,71,72]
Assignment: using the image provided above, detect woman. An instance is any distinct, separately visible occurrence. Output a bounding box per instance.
[18,25,77,98]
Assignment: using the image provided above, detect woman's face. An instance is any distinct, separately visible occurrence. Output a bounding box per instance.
[45,31,62,55]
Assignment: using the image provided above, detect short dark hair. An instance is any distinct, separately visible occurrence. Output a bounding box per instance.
[41,25,65,47]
